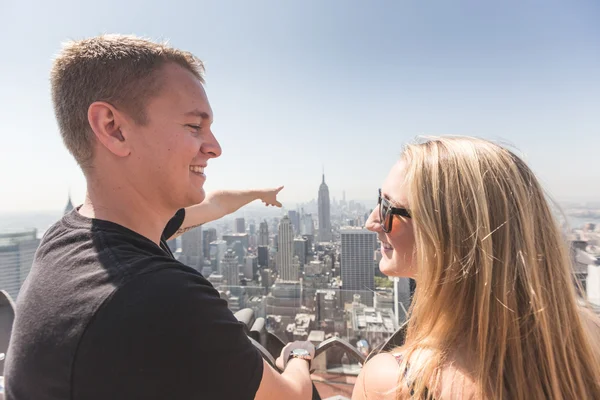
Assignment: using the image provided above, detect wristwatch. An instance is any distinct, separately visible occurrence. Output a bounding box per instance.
[287,348,313,369]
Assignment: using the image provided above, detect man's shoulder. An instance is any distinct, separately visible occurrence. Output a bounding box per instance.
[18,212,199,331]
[96,264,226,324]
[118,263,217,298]
[36,211,180,279]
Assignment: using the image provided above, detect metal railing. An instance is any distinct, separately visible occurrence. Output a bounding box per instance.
[235,306,408,400]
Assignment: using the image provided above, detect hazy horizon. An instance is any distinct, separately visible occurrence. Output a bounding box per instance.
[3,200,600,236]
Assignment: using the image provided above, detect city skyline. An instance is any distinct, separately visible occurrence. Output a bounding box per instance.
[2,1,600,212]
[3,153,600,388]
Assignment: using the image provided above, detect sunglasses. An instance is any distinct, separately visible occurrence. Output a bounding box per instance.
[378,189,411,233]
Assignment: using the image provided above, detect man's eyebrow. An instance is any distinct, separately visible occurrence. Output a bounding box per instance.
[184,109,211,120]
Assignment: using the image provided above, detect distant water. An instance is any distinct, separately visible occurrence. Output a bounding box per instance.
[567,216,600,230]
[0,211,62,237]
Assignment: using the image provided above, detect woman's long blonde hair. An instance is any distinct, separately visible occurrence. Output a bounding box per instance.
[397,136,600,399]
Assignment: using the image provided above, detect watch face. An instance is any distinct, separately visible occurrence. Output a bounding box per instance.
[291,348,310,357]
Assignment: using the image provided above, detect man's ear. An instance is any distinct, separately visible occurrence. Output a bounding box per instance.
[88,101,131,158]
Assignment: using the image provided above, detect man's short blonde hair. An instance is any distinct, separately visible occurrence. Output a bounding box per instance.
[51,34,205,169]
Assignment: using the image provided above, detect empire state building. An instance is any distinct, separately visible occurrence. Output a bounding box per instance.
[318,173,332,242]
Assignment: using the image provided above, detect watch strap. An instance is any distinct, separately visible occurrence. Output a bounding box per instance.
[287,351,313,372]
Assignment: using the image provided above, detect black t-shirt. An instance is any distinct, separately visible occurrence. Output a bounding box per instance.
[5,209,263,400]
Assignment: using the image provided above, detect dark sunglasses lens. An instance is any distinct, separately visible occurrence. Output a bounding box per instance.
[380,198,390,231]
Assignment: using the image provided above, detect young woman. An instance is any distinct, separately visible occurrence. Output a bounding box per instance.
[353,137,600,399]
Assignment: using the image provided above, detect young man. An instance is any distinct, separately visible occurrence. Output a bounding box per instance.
[5,35,314,400]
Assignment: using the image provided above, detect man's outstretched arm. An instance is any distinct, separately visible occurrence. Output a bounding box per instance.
[169,187,283,239]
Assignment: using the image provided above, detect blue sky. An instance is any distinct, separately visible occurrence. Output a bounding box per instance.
[1,0,599,212]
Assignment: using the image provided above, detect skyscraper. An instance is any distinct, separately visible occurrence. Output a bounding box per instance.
[230,240,246,265]
[301,213,315,236]
[294,237,308,267]
[0,229,40,299]
[222,249,240,286]
[318,173,332,242]
[259,221,269,247]
[258,246,269,268]
[209,240,228,274]
[244,254,258,280]
[341,228,376,306]
[64,193,74,215]
[235,217,246,234]
[292,256,301,281]
[202,228,217,260]
[287,210,300,234]
[180,227,203,271]
[277,216,297,281]
[248,222,257,248]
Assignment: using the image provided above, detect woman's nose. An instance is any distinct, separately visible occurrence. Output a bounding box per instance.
[365,206,382,232]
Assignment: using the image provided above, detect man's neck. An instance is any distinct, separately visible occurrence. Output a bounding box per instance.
[78,176,173,245]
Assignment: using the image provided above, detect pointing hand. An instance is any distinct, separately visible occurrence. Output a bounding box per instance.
[259,186,284,207]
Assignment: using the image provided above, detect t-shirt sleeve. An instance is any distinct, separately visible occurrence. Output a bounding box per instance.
[72,267,264,400]
[162,208,186,239]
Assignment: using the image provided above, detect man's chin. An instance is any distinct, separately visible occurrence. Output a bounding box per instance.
[191,189,206,205]
[182,189,206,208]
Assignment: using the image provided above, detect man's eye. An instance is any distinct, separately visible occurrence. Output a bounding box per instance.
[187,125,202,133]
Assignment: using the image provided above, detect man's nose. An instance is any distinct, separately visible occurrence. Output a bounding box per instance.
[365,206,382,232]
[202,129,222,158]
